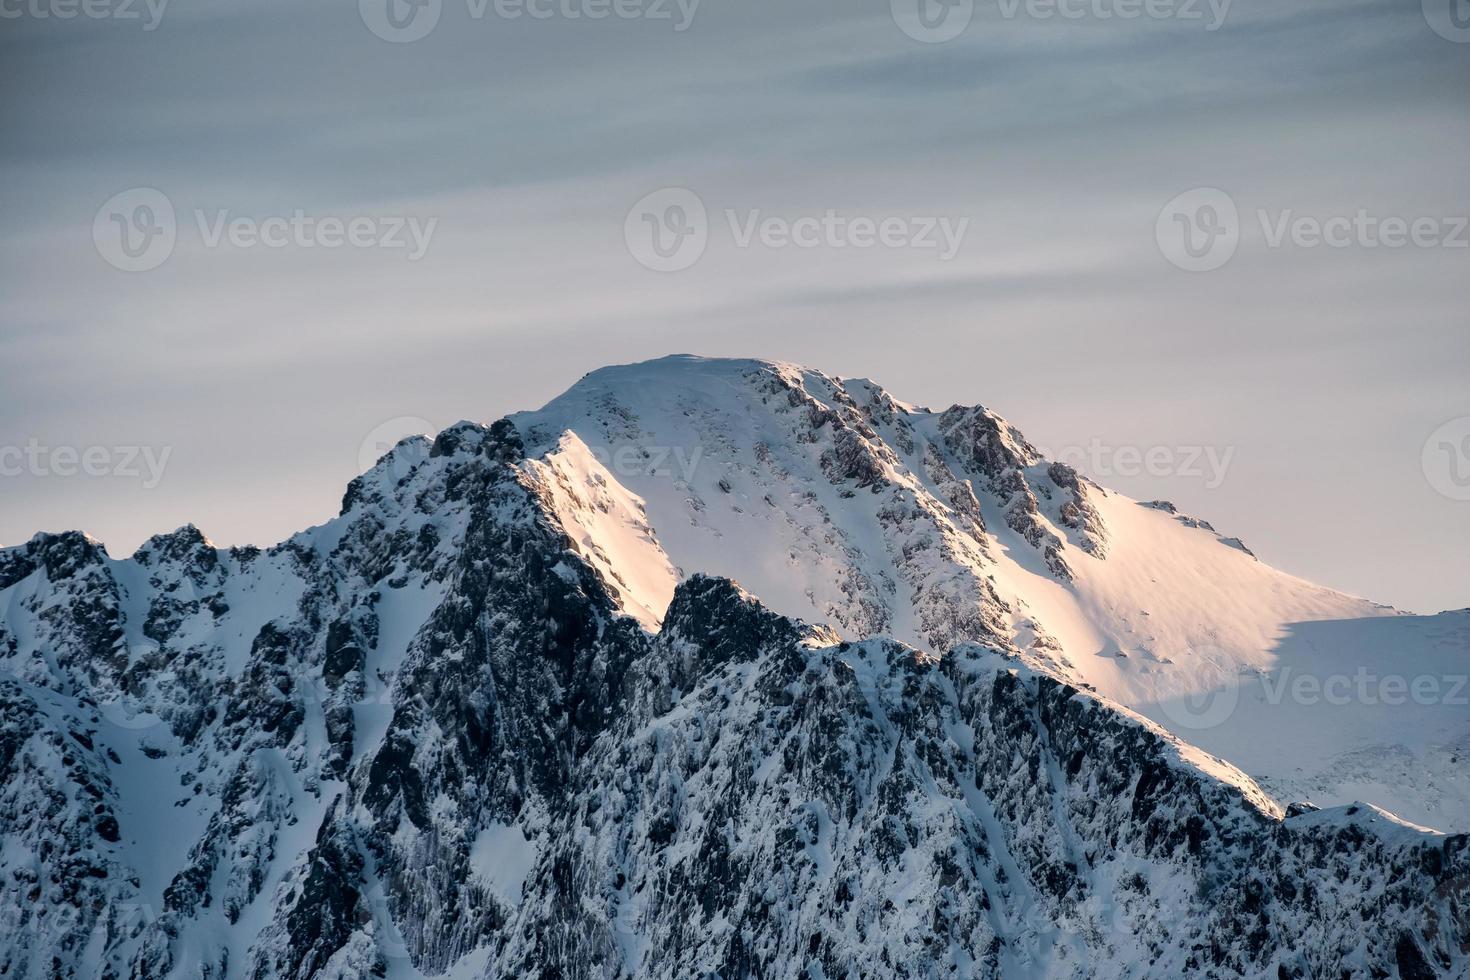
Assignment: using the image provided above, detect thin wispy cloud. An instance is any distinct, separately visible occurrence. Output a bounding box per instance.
[1,0,1467,612]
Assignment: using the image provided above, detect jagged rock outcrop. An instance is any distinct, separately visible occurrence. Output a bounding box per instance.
[1,356,1464,979]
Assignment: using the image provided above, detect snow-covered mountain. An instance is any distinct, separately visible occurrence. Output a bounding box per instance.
[511,356,1470,832]
[2,355,1466,979]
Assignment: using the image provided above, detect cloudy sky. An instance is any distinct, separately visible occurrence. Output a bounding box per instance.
[2,0,1467,613]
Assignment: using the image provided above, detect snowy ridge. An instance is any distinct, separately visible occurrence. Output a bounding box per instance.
[518,431,679,630]
[513,355,1467,831]
[0,357,1466,979]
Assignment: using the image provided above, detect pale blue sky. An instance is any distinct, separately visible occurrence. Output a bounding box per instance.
[1,0,1467,612]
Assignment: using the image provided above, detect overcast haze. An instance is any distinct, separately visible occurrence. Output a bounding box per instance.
[1,0,1467,613]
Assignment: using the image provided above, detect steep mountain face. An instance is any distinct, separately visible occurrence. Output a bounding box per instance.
[511,357,1470,832]
[1,356,1466,980]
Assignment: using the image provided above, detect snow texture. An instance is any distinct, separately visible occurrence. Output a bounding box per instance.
[1,356,1465,979]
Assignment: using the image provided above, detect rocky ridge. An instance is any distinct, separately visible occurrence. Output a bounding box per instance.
[1,358,1465,979]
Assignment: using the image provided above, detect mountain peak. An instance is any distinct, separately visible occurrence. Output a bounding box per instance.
[3,356,1467,979]
[504,356,1465,833]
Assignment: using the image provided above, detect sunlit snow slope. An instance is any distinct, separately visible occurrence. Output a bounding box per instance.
[512,355,1470,831]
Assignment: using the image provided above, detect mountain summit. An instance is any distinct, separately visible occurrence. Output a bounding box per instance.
[2,355,1466,979]
[513,355,1468,828]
